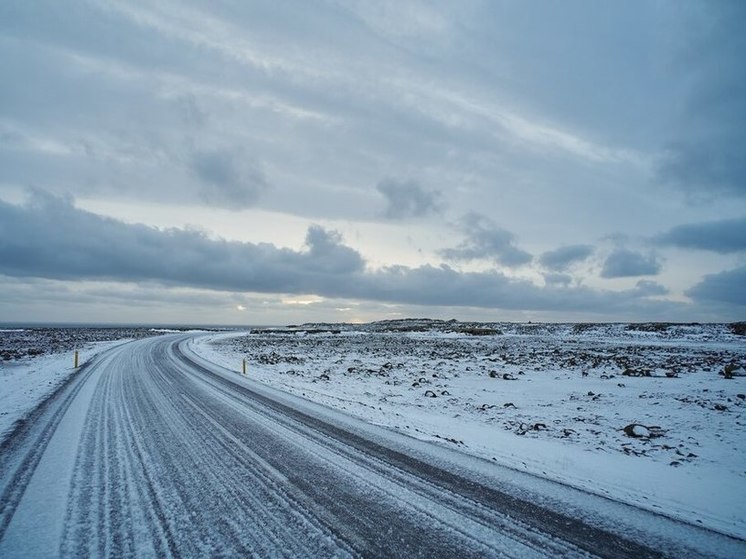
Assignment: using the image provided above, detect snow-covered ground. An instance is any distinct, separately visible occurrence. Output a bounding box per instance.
[0,328,167,441]
[3,322,744,543]
[193,320,746,541]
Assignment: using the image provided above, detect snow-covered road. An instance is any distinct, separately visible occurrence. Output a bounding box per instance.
[1,334,743,558]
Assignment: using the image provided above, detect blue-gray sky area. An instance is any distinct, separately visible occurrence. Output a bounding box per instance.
[1,1,744,325]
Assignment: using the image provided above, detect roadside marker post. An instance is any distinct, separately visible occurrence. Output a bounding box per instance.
[74,350,79,368]
[242,359,247,376]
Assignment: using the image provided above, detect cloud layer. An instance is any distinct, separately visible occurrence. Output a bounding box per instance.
[440,213,532,267]
[655,2,746,199]
[539,245,594,271]
[655,217,746,254]
[1,1,745,322]
[687,266,746,306]
[376,179,442,219]
[190,149,269,209]
[601,249,661,279]
[0,193,692,317]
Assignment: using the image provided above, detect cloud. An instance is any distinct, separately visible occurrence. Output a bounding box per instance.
[0,193,683,317]
[633,280,668,297]
[303,225,365,274]
[0,191,362,294]
[655,2,746,199]
[654,217,746,253]
[440,212,532,267]
[686,266,746,306]
[600,249,662,278]
[190,149,269,209]
[353,265,676,316]
[376,179,442,219]
[543,272,572,286]
[657,143,746,199]
[538,244,594,271]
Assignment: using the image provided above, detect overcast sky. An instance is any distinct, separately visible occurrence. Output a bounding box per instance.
[1,0,744,325]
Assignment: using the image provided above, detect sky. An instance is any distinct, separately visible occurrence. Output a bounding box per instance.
[1,0,745,325]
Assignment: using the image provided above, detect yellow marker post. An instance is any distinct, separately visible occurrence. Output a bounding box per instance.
[242,359,247,376]
[74,350,79,368]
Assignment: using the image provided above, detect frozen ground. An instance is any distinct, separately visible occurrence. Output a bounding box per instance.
[193,319,746,540]
[0,327,170,441]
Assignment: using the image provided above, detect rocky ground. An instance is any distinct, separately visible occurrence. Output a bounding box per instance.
[207,320,746,471]
[0,327,168,362]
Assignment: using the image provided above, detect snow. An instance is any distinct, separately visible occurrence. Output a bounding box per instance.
[0,327,213,443]
[191,322,746,540]
[0,327,185,442]
[2,322,744,553]
[0,348,112,558]
[631,424,651,437]
[0,341,127,440]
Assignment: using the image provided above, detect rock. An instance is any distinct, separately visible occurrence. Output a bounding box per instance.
[424,390,437,398]
[722,363,746,379]
[623,423,664,438]
[628,424,649,437]
[622,368,651,377]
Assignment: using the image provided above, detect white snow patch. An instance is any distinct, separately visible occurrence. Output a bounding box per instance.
[192,326,746,541]
[0,340,131,441]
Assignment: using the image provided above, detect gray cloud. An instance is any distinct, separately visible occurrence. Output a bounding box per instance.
[686,266,746,306]
[440,212,532,267]
[601,249,662,278]
[655,2,746,199]
[1,1,743,324]
[654,217,746,253]
[303,225,365,274]
[538,244,594,271]
[657,143,746,199]
[633,280,668,297]
[543,272,572,286]
[0,191,361,294]
[355,265,677,316]
[190,149,269,209]
[0,193,683,316]
[376,179,442,219]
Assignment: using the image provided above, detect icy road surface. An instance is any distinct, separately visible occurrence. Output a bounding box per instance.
[1,335,743,558]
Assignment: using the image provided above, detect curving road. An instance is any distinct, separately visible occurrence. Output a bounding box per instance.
[0,335,743,558]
